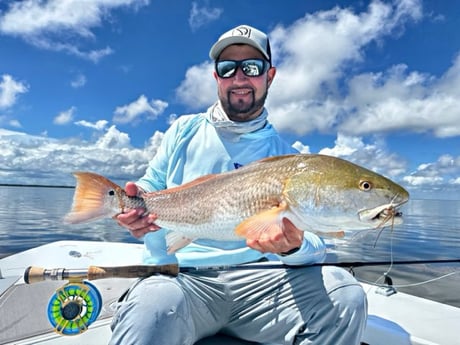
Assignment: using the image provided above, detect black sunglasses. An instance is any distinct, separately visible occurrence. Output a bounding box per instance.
[215,59,270,78]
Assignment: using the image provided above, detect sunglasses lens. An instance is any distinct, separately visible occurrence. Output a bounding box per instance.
[216,61,237,78]
[216,59,268,78]
[241,60,265,77]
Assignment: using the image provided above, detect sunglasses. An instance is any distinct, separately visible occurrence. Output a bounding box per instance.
[215,59,270,78]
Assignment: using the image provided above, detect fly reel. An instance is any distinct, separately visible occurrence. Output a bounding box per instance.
[47,281,102,335]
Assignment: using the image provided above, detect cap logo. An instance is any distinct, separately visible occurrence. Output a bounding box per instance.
[232,26,251,38]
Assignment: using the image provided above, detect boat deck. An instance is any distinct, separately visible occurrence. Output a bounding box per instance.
[1,241,459,345]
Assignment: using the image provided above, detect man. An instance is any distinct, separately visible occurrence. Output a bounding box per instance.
[110,25,367,345]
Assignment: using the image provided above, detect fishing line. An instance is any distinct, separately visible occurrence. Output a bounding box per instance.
[372,227,395,287]
[360,271,460,289]
[361,229,460,292]
[362,224,460,293]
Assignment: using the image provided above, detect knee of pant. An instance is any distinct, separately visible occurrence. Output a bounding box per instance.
[110,278,196,345]
[329,284,367,315]
[117,277,192,329]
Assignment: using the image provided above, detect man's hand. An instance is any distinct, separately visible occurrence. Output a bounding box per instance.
[115,182,160,239]
[245,217,303,254]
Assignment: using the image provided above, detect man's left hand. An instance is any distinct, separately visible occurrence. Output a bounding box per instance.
[246,217,303,254]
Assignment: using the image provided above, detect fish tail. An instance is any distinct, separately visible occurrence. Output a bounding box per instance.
[64,172,123,224]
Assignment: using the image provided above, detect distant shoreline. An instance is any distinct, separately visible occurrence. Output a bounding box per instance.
[0,184,74,189]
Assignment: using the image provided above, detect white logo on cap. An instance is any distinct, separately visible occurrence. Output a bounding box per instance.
[232,26,251,38]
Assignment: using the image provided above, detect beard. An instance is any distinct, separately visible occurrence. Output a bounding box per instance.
[220,88,268,122]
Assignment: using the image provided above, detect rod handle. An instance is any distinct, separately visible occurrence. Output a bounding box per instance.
[87,264,180,280]
[24,264,180,284]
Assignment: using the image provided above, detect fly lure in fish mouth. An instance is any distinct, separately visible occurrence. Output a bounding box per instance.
[373,206,400,247]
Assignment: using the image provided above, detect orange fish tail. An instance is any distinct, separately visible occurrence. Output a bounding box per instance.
[64,172,123,224]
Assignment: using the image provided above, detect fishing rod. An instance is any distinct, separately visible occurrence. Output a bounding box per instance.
[24,258,460,284]
[24,258,460,335]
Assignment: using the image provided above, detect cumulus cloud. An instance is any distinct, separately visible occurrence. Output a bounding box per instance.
[75,119,108,131]
[53,107,76,125]
[113,95,168,124]
[265,0,423,134]
[0,127,159,185]
[0,74,29,109]
[188,2,223,31]
[318,133,408,179]
[403,154,460,186]
[0,0,149,62]
[175,62,216,110]
[339,59,460,137]
[53,107,75,125]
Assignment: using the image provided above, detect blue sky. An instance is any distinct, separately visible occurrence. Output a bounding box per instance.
[0,0,459,199]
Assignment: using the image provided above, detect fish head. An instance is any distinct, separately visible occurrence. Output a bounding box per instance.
[353,170,409,227]
[64,172,126,224]
[285,154,409,231]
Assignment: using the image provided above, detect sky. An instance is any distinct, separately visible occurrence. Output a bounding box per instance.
[0,0,460,199]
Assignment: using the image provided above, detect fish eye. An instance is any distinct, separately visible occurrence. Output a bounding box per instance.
[108,190,115,196]
[359,180,372,191]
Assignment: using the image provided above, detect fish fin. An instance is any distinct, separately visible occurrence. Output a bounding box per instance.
[166,232,193,253]
[235,204,287,240]
[153,174,219,196]
[64,172,122,224]
[316,230,345,238]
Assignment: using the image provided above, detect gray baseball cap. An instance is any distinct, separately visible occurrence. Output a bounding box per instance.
[209,25,272,64]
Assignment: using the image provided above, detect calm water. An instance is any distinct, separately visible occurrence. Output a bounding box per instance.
[1,186,459,307]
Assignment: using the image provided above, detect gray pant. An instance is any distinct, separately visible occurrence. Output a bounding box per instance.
[110,266,367,345]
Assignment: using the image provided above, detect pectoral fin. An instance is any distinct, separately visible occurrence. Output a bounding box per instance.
[235,203,287,240]
[165,232,193,253]
[315,230,345,238]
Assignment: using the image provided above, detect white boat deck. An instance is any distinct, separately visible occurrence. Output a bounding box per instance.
[1,241,459,345]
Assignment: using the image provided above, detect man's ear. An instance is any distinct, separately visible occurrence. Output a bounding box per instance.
[267,67,276,88]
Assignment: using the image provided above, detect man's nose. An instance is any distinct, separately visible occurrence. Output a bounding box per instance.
[233,67,248,81]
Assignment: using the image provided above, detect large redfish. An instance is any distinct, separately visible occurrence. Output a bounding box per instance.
[64,154,409,252]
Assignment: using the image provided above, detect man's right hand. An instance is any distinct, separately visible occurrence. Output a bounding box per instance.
[116,182,160,239]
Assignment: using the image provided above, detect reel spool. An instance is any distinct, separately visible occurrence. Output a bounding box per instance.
[47,281,102,335]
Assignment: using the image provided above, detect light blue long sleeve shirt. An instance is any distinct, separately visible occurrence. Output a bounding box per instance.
[136,103,326,267]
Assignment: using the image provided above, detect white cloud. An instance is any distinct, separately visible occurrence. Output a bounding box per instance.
[70,74,87,88]
[318,133,408,179]
[113,95,168,124]
[403,154,460,186]
[175,62,216,110]
[0,0,149,62]
[0,74,28,109]
[8,119,22,128]
[53,107,75,125]
[188,2,222,31]
[96,125,131,149]
[292,141,310,154]
[0,126,159,185]
[1,124,459,198]
[266,0,422,134]
[75,119,108,131]
[338,59,460,137]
